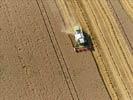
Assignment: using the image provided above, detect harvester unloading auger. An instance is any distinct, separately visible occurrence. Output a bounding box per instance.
[69,25,92,52]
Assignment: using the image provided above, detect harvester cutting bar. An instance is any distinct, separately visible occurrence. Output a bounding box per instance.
[74,47,90,53]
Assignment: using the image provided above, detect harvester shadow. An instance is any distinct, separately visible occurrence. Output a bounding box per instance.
[83,32,95,51]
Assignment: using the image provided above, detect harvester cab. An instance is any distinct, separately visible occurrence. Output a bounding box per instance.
[74,26,86,45]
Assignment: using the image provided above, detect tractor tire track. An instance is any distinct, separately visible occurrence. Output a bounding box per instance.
[107,0,133,53]
[0,0,73,99]
[35,0,79,100]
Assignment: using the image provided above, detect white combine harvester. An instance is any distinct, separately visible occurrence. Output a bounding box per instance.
[69,25,92,52]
